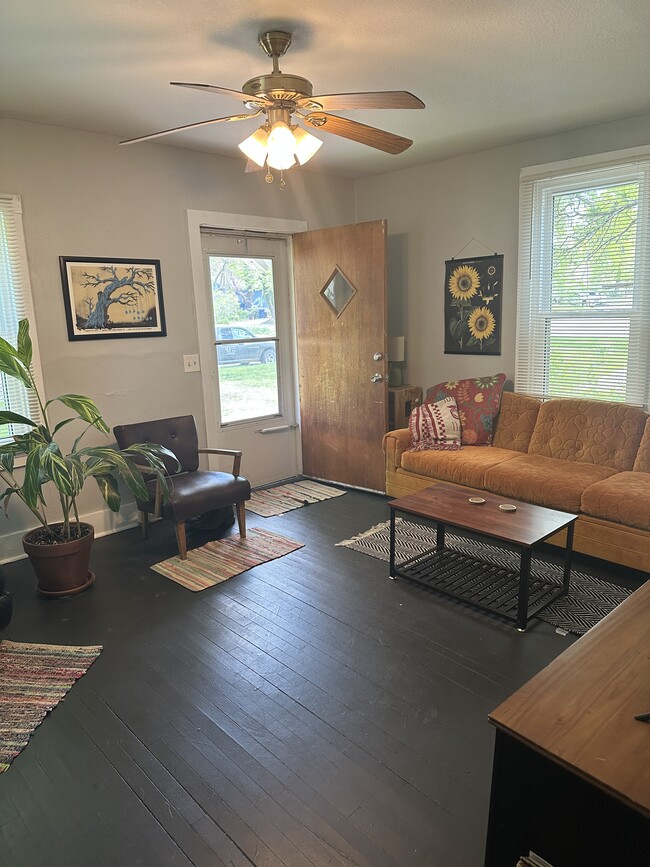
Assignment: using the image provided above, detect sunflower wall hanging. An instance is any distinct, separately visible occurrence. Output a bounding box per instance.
[443,254,503,355]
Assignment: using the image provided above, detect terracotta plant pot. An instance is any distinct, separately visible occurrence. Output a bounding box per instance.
[22,523,96,597]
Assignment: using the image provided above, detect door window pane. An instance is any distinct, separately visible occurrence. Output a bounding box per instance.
[209,255,281,423]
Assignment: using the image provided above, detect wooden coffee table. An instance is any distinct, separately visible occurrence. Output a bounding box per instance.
[389,482,578,631]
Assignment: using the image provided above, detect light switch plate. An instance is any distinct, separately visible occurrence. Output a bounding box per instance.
[183,354,200,372]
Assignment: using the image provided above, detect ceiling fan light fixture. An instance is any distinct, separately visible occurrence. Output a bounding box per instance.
[293,127,323,165]
[238,126,269,167]
[266,121,297,170]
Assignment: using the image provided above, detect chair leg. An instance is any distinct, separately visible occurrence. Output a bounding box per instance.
[141,510,149,539]
[235,502,247,539]
[175,521,188,560]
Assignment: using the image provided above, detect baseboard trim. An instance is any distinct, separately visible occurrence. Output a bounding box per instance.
[0,505,140,564]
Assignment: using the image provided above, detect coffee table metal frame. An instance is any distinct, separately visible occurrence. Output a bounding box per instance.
[389,486,577,631]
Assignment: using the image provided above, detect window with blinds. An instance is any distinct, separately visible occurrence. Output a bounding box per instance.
[0,194,42,446]
[515,155,650,408]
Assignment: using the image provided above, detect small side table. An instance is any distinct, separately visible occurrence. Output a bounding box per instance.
[388,385,422,430]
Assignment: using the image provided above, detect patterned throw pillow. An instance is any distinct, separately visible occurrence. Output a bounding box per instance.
[409,397,462,451]
[425,374,507,445]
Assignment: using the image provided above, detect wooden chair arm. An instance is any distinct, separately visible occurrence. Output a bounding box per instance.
[198,447,243,476]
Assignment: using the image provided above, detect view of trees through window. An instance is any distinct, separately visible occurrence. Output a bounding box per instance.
[544,178,642,402]
[209,255,280,423]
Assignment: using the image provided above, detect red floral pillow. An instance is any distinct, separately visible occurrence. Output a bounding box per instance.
[425,374,506,445]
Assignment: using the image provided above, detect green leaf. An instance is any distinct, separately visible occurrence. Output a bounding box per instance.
[17,319,33,367]
[22,446,45,508]
[56,394,110,434]
[125,443,180,472]
[0,353,31,388]
[41,448,75,497]
[0,410,36,428]
[94,474,121,511]
[80,447,150,500]
[0,446,17,473]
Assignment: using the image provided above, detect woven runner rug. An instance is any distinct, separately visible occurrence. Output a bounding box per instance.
[0,640,102,773]
[152,527,304,591]
[246,480,346,517]
[337,519,632,635]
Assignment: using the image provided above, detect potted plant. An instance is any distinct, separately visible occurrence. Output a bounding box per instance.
[0,319,178,596]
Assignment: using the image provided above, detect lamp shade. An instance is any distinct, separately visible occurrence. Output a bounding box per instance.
[388,335,405,363]
[293,127,323,165]
[238,127,269,167]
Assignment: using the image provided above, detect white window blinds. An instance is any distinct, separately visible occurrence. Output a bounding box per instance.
[515,156,650,408]
[0,194,42,445]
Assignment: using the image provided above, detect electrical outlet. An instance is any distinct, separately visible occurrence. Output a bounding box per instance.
[183,354,200,373]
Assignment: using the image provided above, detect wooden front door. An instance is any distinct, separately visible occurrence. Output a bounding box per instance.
[292,220,388,492]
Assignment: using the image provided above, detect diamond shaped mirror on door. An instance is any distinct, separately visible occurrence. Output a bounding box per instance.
[320,267,357,317]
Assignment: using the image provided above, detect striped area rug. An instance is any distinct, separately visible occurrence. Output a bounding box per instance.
[152,527,304,591]
[337,519,632,635]
[0,640,102,773]
[246,480,346,517]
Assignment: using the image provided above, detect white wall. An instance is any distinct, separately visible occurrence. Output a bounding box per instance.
[0,118,355,558]
[354,112,650,394]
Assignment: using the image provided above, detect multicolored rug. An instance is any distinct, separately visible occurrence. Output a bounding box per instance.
[246,479,346,517]
[152,527,304,591]
[0,640,102,773]
[337,519,632,635]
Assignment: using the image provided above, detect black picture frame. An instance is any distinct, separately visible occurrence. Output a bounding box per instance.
[444,254,502,355]
[60,256,166,340]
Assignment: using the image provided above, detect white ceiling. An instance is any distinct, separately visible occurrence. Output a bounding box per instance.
[2,0,650,178]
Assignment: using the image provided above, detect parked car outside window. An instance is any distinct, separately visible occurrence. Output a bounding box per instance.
[216,326,276,365]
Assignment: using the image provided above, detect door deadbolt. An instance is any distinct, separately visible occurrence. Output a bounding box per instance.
[373,352,383,361]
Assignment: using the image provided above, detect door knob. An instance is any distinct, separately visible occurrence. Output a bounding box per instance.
[371,373,384,383]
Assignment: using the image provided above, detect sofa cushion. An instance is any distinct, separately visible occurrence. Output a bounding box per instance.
[425,373,506,446]
[528,398,647,471]
[633,418,650,473]
[401,445,521,489]
[484,454,617,513]
[581,472,650,532]
[492,392,542,453]
[409,397,462,451]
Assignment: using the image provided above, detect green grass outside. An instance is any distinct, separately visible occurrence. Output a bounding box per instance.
[218,362,280,423]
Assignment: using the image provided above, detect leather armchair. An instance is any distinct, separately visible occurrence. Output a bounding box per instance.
[113,415,251,560]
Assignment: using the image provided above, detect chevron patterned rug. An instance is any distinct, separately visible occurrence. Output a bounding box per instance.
[337,519,632,635]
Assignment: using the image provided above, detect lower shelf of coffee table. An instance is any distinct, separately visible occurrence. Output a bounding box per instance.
[393,547,566,626]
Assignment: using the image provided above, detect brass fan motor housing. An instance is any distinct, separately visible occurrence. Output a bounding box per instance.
[242,72,313,102]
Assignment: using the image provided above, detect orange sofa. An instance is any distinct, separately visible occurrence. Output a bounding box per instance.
[384,392,650,572]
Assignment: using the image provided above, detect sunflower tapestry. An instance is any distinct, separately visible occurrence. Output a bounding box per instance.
[444,254,502,355]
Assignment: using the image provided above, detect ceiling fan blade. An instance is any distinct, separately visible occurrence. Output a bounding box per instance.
[301,112,413,154]
[299,91,425,111]
[120,111,261,145]
[171,82,273,106]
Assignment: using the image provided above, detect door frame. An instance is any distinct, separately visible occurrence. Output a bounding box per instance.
[186,210,307,472]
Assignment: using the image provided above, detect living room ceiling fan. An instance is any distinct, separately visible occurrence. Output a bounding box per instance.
[120,30,425,188]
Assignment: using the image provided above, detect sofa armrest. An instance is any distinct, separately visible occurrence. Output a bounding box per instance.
[383,428,411,471]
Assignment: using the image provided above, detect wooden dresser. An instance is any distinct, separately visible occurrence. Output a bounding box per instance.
[484,579,650,866]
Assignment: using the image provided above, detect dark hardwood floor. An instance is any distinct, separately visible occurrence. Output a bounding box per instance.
[0,490,642,866]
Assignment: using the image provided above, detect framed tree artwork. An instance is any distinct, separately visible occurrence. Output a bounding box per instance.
[444,254,502,355]
[60,257,166,340]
